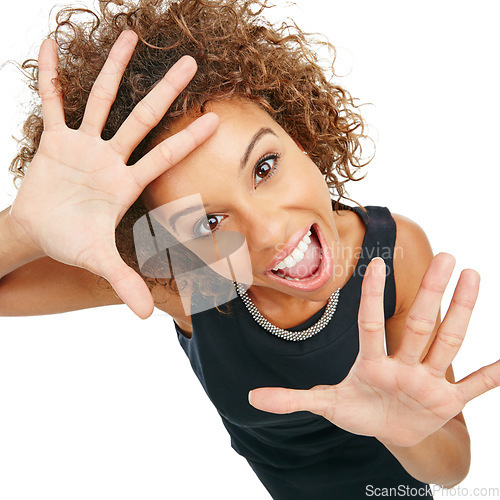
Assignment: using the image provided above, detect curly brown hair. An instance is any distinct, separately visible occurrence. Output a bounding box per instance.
[9,0,370,300]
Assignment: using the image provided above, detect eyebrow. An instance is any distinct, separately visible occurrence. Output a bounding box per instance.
[240,127,278,172]
[167,204,206,234]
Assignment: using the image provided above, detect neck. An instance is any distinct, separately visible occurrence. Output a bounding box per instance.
[247,283,332,308]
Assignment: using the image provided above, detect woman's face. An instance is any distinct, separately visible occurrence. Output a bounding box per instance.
[143,98,339,303]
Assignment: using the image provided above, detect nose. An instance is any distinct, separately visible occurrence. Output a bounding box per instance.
[237,201,288,255]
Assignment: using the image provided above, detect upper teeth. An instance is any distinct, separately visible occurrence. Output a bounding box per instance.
[272,230,312,271]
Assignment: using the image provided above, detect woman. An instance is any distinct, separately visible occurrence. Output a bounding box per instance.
[0,0,499,498]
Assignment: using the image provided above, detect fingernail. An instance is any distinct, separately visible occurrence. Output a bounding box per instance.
[177,55,196,71]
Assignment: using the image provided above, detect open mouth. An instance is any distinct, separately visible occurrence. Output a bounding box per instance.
[266,224,333,291]
[271,225,322,280]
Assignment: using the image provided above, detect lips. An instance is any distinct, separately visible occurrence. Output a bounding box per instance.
[265,224,334,292]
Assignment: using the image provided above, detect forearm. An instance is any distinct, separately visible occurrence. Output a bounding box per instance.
[381,417,471,488]
[1,205,125,316]
[0,205,44,279]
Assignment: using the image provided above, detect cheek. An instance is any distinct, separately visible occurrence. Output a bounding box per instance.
[207,234,253,285]
[304,162,331,196]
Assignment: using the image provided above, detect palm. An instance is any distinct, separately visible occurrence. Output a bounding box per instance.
[9,32,218,317]
[250,255,500,447]
[16,131,139,264]
[316,357,464,447]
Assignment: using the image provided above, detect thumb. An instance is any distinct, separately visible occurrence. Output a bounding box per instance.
[90,245,154,319]
[249,386,331,416]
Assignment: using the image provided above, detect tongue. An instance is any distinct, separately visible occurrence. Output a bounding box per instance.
[279,231,322,279]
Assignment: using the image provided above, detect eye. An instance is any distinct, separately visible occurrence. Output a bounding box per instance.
[254,154,279,187]
[193,214,225,237]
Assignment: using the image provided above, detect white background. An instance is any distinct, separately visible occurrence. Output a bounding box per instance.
[1,1,499,499]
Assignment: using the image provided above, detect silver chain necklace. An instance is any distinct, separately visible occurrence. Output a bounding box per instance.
[234,282,341,342]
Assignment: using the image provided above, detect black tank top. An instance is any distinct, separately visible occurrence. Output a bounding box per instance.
[175,205,433,499]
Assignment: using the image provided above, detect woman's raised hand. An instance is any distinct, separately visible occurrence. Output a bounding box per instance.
[7,31,219,318]
[249,254,500,447]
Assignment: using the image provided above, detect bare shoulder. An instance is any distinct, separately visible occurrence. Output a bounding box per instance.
[379,213,435,355]
[390,213,434,317]
[334,209,434,297]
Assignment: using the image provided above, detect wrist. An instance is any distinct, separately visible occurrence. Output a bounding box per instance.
[378,420,470,488]
[0,208,44,275]
[377,431,426,450]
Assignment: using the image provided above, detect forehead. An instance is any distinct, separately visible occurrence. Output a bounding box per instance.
[143,98,286,207]
[172,98,278,137]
